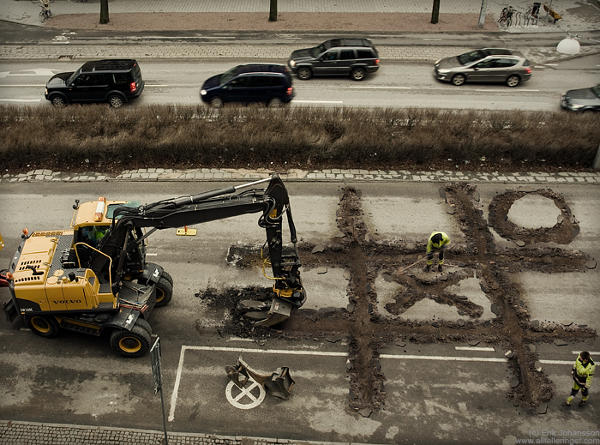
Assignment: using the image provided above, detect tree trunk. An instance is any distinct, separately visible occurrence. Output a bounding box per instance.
[431,0,440,24]
[269,0,278,22]
[100,0,109,24]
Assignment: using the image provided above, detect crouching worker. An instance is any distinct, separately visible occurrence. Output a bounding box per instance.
[424,231,450,272]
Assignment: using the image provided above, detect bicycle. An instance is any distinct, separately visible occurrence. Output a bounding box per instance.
[39,0,51,23]
[497,6,515,27]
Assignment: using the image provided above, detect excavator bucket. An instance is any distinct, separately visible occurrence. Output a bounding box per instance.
[225,356,295,400]
[253,298,293,327]
[264,367,295,400]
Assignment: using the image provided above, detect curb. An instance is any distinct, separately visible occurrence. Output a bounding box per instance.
[3,169,600,185]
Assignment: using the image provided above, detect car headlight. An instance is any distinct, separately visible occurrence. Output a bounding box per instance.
[569,103,583,110]
[434,59,441,65]
[200,89,207,96]
[45,88,48,95]
[289,60,296,68]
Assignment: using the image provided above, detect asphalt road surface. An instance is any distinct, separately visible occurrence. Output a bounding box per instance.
[0,58,599,110]
[0,180,598,444]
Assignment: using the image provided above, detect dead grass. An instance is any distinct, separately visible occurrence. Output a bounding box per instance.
[1,105,598,172]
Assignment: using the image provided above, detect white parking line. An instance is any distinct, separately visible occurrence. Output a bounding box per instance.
[454,346,495,352]
[0,84,45,87]
[167,345,576,422]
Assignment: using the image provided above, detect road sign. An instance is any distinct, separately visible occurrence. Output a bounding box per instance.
[150,337,169,445]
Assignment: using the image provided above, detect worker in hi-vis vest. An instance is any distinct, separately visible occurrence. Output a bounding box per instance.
[424,231,450,272]
[566,351,595,407]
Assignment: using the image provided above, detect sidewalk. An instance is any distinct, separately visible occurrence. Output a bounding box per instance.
[1,0,600,32]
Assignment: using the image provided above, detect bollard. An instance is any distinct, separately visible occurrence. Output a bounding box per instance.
[594,143,600,170]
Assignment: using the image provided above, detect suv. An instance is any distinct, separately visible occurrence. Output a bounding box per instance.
[287,38,379,81]
[434,48,532,87]
[200,64,294,108]
[45,59,144,108]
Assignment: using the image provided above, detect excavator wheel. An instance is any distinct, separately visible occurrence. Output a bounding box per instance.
[27,315,59,338]
[154,276,173,307]
[161,270,174,286]
[134,317,153,335]
[110,325,151,358]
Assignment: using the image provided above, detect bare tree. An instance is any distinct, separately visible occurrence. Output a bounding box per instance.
[100,0,109,24]
[269,0,277,22]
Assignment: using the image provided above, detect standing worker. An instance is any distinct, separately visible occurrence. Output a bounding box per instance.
[566,351,595,407]
[424,231,450,272]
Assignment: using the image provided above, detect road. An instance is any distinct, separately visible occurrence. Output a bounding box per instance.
[0,180,598,444]
[0,57,599,110]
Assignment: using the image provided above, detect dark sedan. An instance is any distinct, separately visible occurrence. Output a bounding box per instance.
[561,85,600,112]
[434,48,532,87]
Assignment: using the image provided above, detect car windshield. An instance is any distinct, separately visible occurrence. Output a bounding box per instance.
[219,66,240,85]
[311,43,328,57]
[457,50,487,65]
[66,68,81,85]
[592,85,600,98]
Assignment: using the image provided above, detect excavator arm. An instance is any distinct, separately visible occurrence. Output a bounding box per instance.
[93,175,305,325]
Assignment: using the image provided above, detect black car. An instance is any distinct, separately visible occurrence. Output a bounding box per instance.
[561,85,600,112]
[45,59,144,108]
[287,38,379,81]
[200,64,294,108]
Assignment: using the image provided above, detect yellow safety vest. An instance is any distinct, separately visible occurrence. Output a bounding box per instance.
[426,231,450,253]
[573,355,595,388]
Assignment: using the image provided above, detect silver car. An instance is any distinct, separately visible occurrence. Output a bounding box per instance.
[561,85,600,112]
[434,48,532,87]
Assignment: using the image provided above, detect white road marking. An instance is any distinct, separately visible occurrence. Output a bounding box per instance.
[0,98,41,102]
[348,86,411,89]
[293,100,343,104]
[380,354,507,362]
[0,84,45,87]
[545,63,559,66]
[145,84,170,87]
[539,360,574,365]
[474,89,540,93]
[225,377,266,410]
[146,253,158,257]
[571,351,600,355]
[0,69,56,78]
[168,346,187,422]
[167,345,577,421]
[423,38,442,41]
[455,346,495,352]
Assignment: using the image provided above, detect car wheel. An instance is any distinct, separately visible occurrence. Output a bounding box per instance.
[154,275,173,307]
[297,67,312,80]
[268,98,283,108]
[351,67,367,81]
[506,75,521,87]
[451,74,466,86]
[108,94,124,108]
[28,315,59,338]
[110,326,151,358]
[50,95,66,107]
[210,97,223,108]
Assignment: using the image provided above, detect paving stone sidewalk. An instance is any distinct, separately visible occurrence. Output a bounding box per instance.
[0,419,344,445]
[3,168,599,185]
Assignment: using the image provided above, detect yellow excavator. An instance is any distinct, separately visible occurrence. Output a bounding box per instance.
[2,175,305,357]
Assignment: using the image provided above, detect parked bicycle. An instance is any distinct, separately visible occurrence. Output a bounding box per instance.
[39,0,51,23]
